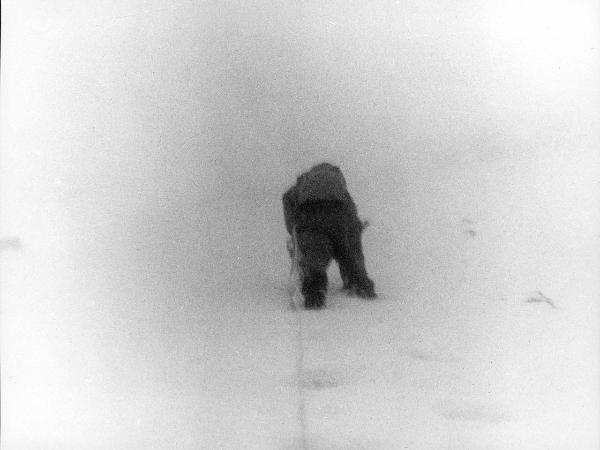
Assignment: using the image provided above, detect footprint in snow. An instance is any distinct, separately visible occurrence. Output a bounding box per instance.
[409,349,458,363]
[460,218,477,238]
[300,368,347,390]
[295,366,364,391]
[438,399,511,424]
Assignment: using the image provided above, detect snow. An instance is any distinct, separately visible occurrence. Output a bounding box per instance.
[1,1,599,449]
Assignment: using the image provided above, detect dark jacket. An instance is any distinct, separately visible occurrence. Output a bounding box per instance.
[283,163,357,235]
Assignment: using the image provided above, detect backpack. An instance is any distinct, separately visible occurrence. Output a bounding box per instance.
[296,163,348,204]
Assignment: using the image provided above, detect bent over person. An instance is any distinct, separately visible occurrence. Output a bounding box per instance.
[283,162,376,309]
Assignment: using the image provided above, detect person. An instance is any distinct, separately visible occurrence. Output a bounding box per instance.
[283,163,376,309]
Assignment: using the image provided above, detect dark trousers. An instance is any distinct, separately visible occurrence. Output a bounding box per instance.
[295,201,374,308]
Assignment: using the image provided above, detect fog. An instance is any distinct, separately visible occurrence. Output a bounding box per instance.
[1,1,599,448]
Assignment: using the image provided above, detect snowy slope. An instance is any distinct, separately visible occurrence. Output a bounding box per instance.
[2,1,599,449]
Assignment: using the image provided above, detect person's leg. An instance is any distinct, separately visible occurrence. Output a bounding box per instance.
[301,266,328,309]
[334,217,376,298]
[296,230,332,309]
[339,261,352,290]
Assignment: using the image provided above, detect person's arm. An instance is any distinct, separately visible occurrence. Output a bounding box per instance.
[282,186,298,235]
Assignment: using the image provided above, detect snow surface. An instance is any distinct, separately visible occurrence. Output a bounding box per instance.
[1,1,599,449]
